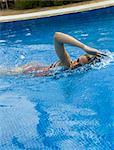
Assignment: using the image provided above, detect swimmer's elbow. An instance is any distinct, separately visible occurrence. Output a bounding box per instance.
[54,32,62,40]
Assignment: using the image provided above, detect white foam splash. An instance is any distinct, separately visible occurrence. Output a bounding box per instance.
[91,50,114,70]
[20,55,25,60]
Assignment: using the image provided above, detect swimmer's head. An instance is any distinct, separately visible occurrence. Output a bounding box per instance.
[71,55,89,69]
[77,55,89,65]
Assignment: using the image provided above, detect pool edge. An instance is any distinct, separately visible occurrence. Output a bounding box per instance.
[0,0,114,23]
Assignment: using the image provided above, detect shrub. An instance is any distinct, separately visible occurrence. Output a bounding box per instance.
[14,0,92,10]
[14,0,39,9]
[38,0,53,7]
[52,0,65,6]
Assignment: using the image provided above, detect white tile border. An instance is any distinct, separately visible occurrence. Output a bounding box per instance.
[0,0,114,22]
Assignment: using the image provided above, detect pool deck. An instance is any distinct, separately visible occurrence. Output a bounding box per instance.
[0,0,114,22]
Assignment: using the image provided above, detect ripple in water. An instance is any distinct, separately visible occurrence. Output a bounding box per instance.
[97,37,113,42]
[14,40,22,44]
[25,33,31,36]
[0,40,6,43]
[36,103,111,149]
[81,34,89,37]
[0,93,40,149]
[27,44,53,51]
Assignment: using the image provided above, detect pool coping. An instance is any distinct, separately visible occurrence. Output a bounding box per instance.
[0,0,114,23]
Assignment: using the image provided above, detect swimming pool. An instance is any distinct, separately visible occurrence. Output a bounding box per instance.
[0,7,114,150]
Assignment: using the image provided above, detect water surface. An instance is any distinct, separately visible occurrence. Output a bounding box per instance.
[0,7,114,150]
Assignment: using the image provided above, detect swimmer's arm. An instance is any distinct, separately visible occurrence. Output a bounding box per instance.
[54,32,101,56]
[54,32,72,68]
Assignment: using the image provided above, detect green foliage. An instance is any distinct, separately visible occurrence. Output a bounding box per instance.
[38,0,53,7]
[52,0,65,6]
[14,0,92,10]
[14,0,39,9]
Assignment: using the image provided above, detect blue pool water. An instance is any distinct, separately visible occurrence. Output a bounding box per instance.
[0,7,114,150]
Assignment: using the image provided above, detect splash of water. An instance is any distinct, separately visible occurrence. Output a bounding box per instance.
[53,50,114,79]
[91,50,114,70]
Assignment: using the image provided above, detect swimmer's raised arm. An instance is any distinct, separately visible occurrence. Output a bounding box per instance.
[54,32,72,68]
[54,32,101,60]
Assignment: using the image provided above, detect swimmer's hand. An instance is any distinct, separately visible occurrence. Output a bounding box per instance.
[96,52,108,57]
[84,46,101,55]
[84,46,107,57]
[84,46,108,57]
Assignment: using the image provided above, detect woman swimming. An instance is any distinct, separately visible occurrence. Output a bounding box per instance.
[4,32,105,76]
